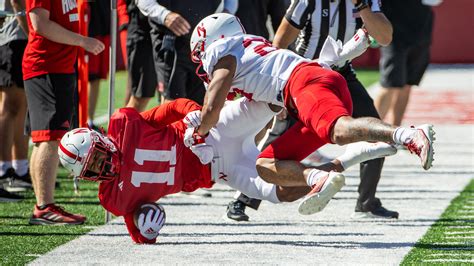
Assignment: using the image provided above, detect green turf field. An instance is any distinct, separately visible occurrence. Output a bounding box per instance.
[402,179,474,265]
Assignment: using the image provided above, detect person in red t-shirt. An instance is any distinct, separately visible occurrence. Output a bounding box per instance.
[23,0,105,225]
[58,98,397,244]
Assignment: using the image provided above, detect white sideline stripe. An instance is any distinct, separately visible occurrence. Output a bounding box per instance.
[427,253,473,257]
[444,231,474,235]
[422,259,474,263]
[447,226,474,229]
[445,236,474,239]
[431,242,474,245]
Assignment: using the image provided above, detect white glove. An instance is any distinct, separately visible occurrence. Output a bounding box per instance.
[337,28,370,67]
[137,208,165,240]
[190,144,214,164]
[184,127,196,147]
[183,110,202,128]
[317,29,369,69]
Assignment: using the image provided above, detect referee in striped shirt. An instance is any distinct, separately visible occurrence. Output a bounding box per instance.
[273,0,397,219]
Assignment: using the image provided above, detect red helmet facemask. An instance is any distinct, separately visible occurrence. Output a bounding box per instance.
[79,135,120,182]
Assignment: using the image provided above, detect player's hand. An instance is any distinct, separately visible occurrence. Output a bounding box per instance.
[137,209,165,240]
[184,127,206,148]
[80,37,105,55]
[164,12,191,36]
[183,110,202,128]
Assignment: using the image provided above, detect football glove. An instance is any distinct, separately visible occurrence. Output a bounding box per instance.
[190,144,214,164]
[317,29,370,69]
[337,28,370,67]
[184,127,207,147]
[183,110,202,128]
[137,208,165,240]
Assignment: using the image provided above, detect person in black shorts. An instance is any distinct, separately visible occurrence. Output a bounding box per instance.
[124,0,158,112]
[0,0,30,200]
[374,0,440,126]
[136,0,223,105]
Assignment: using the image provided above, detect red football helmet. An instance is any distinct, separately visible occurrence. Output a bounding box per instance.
[58,128,121,182]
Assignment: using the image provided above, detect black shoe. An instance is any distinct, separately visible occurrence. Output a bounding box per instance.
[0,188,23,202]
[226,200,249,222]
[6,171,33,192]
[0,167,15,185]
[352,206,399,219]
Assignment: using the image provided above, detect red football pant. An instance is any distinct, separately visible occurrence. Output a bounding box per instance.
[259,62,353,161]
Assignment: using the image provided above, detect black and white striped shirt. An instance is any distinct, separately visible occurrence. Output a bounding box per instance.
[285,0,381,59]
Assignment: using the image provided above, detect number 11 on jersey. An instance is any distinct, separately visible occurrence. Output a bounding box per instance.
[131,146,176,187]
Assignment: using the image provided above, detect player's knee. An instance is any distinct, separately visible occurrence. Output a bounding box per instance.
[331,116,353,145]
[256,157,276,183]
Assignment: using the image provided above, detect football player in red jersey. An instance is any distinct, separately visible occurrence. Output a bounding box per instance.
[59,98,397,244]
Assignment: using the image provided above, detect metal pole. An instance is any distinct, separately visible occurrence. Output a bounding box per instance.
[105,0,117,223]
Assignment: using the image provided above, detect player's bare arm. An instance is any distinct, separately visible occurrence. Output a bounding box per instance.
[29,8,105,55]
[272,18,299,49]
[198,55,236,136]
[355,3,393,46]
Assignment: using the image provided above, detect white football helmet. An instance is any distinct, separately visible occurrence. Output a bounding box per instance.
[58,128,120,182]
[190,13,245,63]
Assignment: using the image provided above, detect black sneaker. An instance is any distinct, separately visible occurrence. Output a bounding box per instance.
[6,171,33,192]
[225,200,249,222]
[0,167,15,186]
[0,188,24,202]
[352,206,399,219]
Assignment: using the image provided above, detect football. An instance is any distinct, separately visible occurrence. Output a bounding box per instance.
[133,202,166,228]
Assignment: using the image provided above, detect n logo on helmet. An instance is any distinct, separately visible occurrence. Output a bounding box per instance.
[197,24,206,38]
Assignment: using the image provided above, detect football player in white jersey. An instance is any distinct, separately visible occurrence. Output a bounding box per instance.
[187,13,435,214]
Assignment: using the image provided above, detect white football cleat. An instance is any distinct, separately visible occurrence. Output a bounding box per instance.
[298,171,345,215]
[405,124,435,170]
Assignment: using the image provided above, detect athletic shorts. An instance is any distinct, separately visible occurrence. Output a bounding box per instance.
[206,98,280,203]
[152,36,205,105]
[379,41,430,88]
[127,35,157,98]
[88,35,110,81]
[259,62,352,161]
[0,40,27,88]
[24,74,76,143]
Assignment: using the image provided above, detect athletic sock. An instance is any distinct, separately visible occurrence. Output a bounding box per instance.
[306,169,329,187]
[12,159,29,176]
[0,161,12,176]
[392,127,417,145]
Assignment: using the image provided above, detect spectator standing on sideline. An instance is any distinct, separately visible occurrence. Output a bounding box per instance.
[374,0,441,126]
[136,0,231,106]
[225,0,290,221]
[0,0,30,201]
[230,0,398,221]
[86,0,110,129]
[23,0,104,225]
[124,0,158,111]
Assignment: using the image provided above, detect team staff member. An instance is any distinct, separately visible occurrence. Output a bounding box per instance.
[374,0,440,126]
[124,0,158,111]
[234,0,397,219]
[23,0,104,225]
[136,0,227,105]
